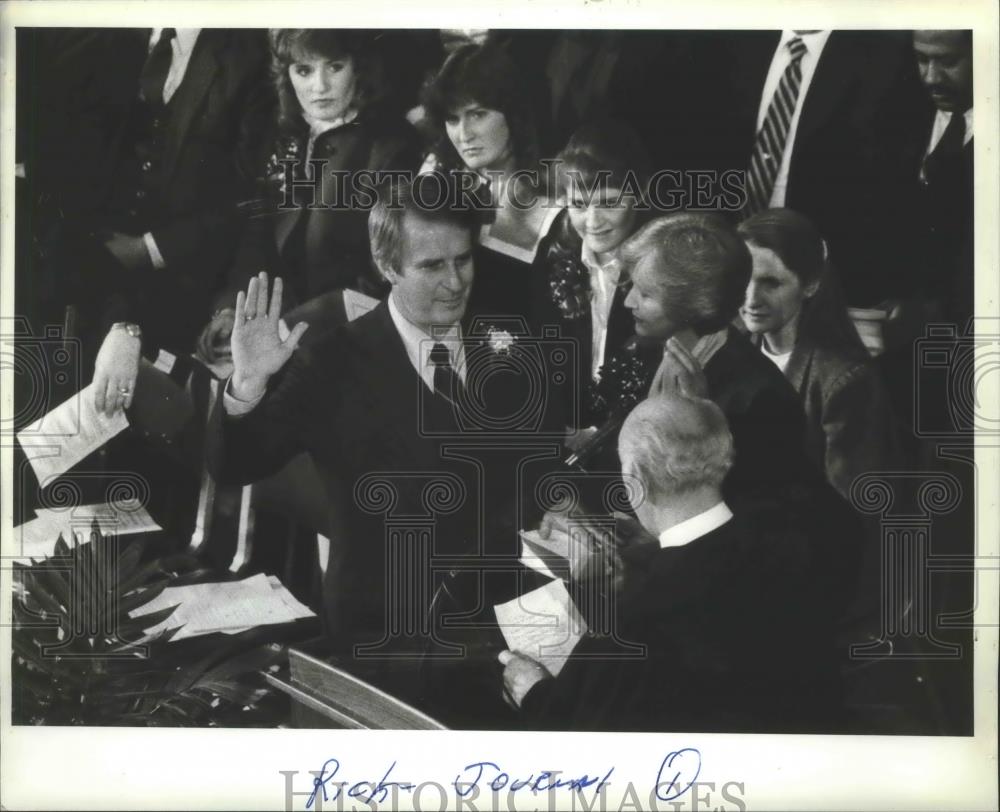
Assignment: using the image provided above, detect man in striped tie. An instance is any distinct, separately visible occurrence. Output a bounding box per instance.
[742,31,825,218]
[730,29,924,309]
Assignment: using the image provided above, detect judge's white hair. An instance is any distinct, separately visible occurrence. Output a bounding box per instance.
[618,392,733,500]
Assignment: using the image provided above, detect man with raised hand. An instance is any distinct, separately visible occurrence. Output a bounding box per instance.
[209,176,560,718]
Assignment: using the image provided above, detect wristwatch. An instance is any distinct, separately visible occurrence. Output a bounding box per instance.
[111,322,143,339]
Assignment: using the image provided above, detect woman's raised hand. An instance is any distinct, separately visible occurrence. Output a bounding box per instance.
[229,272,308,401]
[649,337,708,400]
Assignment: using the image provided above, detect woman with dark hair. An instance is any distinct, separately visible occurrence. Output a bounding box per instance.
[420,42,557,320]
[196,28,419,370]
[737,208,902,500]
[532,120,652,438]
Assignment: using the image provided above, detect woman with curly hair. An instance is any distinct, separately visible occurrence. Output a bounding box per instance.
[197,29,419,368]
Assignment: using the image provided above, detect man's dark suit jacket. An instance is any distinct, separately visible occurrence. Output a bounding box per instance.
[703,31,924,306]
[207,302,563,695]
[893,99,974,327]
[31,28,274,352]
[521,510,844,732]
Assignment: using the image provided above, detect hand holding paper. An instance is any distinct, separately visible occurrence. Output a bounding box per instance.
[494,580,586,677]
[16,383,129,483]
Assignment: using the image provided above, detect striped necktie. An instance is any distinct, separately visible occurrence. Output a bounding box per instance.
[742,36,808,218]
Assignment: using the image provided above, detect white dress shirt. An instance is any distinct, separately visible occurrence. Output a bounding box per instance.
[387,294,466,393]
[658,501,734,549]
[149,28,202,104]
[581,246,623,381]
[142,29,202,270]
[920,107,974,184]
[926,107,974,155]
[755,30,832,208]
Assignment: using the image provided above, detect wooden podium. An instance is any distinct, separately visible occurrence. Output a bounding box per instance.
[265,648,448,730]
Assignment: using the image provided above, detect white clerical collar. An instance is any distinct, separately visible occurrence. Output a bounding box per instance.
[388,294,465,388]
[658,501,733,549]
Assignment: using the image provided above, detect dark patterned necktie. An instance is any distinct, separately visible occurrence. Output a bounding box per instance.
[923,112,966,186]
[742,36,808,218]
[140,28,176,107]
[429,342,464,401]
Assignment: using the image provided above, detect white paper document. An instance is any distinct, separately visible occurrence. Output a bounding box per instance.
[15,383,129,483]
[494,580,587,677]
[131,573,316,641]
[8,503,160,561]
[518,528,572,580]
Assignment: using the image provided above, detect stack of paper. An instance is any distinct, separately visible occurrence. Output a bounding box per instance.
[131,573,316,641]
[494,580,587,677]
[16,383,129,484]
[9,503,161,562]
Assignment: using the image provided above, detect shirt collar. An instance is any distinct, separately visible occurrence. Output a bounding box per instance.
[934,107,974,146]
[580,245,623,283]
[387,293,464,379]
[779,29,832,54]
[658,501,733,549]
[151,28,201,54]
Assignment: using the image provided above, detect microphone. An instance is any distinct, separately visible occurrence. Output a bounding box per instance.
[564,335,662,470]
[564,414,628,470]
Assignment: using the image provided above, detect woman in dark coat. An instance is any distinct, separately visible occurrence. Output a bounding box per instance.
[198,29,419,367]
[737,208,903,500]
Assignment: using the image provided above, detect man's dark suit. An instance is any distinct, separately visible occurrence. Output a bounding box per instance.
[894,100,974,326]
[707,31,923,306]
[33,28,273,353]
[520,509,844,732]
[207,302,562,703]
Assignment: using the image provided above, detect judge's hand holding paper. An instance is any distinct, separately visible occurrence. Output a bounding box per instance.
[533,508,632,582]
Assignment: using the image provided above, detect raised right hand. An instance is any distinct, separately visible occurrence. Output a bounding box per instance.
[230,272,308,401]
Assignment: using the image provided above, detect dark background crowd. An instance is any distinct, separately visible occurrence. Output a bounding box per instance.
[11,27,977,734]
